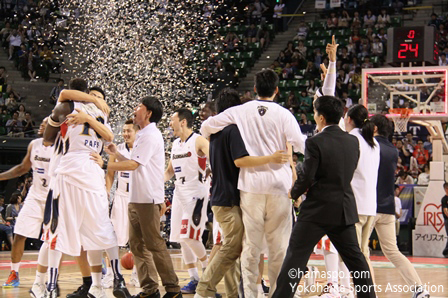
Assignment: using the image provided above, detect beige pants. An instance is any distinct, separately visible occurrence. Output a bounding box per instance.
[355,215,375,280]
[240,191,292,298]
[128,203,180,295]
[369,213,422,286]
[196,206,243,298]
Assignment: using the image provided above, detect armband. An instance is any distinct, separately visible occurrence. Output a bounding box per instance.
[48,117,62,127]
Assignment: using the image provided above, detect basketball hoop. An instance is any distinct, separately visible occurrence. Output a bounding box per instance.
[389,108,413,133]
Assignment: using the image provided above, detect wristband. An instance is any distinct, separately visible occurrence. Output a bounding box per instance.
[48,116,61,127]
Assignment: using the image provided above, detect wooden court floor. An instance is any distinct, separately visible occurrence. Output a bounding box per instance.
[0,249,447,297]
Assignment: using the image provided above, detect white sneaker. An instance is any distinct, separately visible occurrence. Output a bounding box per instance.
[319,283,341,298]
[130,271,140,288]
[29,283,46,298]
[413,289,430,298]
[101,273,114,289]
[44,288,57,298]
[88,285,107,298]
[304,266,318,294]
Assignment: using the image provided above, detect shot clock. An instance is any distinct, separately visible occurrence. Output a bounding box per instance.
[387,26,437,65]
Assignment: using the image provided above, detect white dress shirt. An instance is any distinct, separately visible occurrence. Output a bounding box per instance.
[201,100,306,195]
[349,128,380,216]
[130,123,164,204]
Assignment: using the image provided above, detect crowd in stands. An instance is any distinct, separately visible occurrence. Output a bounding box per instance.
[1,0,65,82]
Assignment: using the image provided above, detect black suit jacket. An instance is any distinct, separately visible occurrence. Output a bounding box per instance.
[375,136,398,215]
[292,125,360,225]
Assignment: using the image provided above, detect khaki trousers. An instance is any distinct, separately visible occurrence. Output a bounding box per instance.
[355,215,376,280]
[369,213,422,286]
[240,191,292,298]
[196,205,243,297]
[128,203,180,294]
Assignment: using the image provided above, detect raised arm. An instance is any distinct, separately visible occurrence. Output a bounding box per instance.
[322,35,338,96]
[66,109,114,142]
[0,141,33,181]
[58,89,110,116]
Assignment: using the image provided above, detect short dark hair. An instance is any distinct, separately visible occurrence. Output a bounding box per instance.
[25,111,31,115]
[175,108,194,128]
[69,78,88,92]
[89,86,106,100]
[313,96,343,125]
[203,101,216,114]
[444,182,448,189]
[10,192,21,204]
[141,96,163,124]
[255,69,279,98]
[216,88,241,114]
[124,118,139,131]
[370,114,392,138]
[57,78,64,83]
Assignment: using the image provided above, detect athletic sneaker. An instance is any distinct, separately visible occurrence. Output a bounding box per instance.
[181,279,198,294]
[87,285,107,298]
[162,292,183,298]
[113,278,131,298]
[30,282,46,298]
[3,270,20,287]
[45,289,58,298]
[130,271,140,288]
[413,289,430,298]
[132,290,161,298]
[101,273,114,289]
[66,284,90,298]
[261,278,270,294]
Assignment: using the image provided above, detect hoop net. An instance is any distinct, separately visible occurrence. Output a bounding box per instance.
[389,108,413,133]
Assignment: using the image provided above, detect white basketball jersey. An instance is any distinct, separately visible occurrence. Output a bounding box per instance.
[28,138,52,201]
[171,133,208,198]
[55,102,111,192]
[115,142,132,196]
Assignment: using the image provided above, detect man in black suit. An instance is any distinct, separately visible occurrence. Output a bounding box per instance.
[272,96,375,298]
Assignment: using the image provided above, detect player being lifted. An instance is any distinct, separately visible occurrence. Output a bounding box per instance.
[164,109,210,294]
[43,78,130,298]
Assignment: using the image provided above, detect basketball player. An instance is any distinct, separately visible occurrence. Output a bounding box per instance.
[164,108,210,294]
[103,119,141,288]
[43,78,130,298]
[1,118,53,289]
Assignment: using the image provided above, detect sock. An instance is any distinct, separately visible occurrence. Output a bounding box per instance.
[105,247,123,280]
[105,265,112,276]
[339,260,351,292]
[83,276,92,287]
[11,262,20,272]
[258,284,263,293]
[323,250,339,284]
[200,258,208,270]
[34,271,46,285]
[187,268,199,281]
[47,250,62,291]
[91,272,102,287]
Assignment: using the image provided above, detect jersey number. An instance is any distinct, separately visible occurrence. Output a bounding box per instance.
[118,181,130,192]
[80,117,105,139]
[41,179,48,187]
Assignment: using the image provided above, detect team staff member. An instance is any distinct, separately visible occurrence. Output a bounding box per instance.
[107,96,181,298]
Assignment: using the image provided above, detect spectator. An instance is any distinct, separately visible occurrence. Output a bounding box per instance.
[423,136,432,156]
[0,66,7,87]
[417,164,430,185]
[244,24,258,43]
[27,52,37,82]
[0,107,11,135]
[5,192,23,227]
[0,22,12,47]
[363,10,376,28]
[413,139,429,169]
[5,112,23,136]
[392,0,404,14]
[298,90,312,113]
[306,79,318,97]
[277,51,289,67]
[241,90,253,103]
[293,22,308,41]
[285,92,299,113]
[396,157,406,176]
[362,56,373,68]
[251,0,268,24]
[7,29,22,60]
[352,11,362,29]
[338,10,351,28]
[440,53,447,66]
[284,41,295,58]
[295,40,307,59]
[342,91,353,108]
[405,132,416,148]
[0,197,14,249]
[327,12,338,28]
[257,26,270,49]
[22,111,35,137]
[50,79,65,104]
[304,61,318,80]
[439,24,447,43]
[428,13,441,28]
[224,32,239,51]
[17,104,26,121]
[273,0,285,32]
[371,37,384,57]
[396,171,414,185]
[376,9,390,29]
[6,93,18,113]
[298,113,311,125]
[282,63,294,79]
[396,139,411,167]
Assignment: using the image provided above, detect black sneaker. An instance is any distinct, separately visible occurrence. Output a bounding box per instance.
[113,278,131,298]
[215,294,222,298]
[261,278,270,294]
[162,292,182,298]
[66,284,90,298]
[132,290,160,298]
